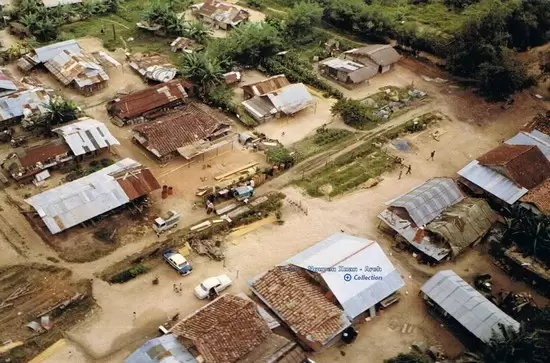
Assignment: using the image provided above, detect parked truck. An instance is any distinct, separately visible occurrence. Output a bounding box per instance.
[153,210,180,234]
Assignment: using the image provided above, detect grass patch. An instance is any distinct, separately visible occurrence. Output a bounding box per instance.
[291,128,356,162]
[296,141,394,197]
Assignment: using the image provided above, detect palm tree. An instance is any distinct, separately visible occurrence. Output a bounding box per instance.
[482,324,547,363]
[504,205,550,265]
[38,97,80,134]
[183,20,212,43]
[180,52,223,96]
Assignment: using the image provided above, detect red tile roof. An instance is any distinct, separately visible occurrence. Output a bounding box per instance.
[478,144,550,189]
[170,294,271,363]
[107,80,190,120]
[133,103,231,158]
[252,266,346,345]
[113,167,160,200]
[18,140,71,168]
[521,177,550,215]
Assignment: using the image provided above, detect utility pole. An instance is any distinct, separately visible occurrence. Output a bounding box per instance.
[112,24,116,41]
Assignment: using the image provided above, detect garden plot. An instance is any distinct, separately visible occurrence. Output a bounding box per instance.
[363,86,428,121]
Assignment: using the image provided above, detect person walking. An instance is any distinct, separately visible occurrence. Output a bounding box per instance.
[428,150,435,161]
[398,169,403,180]
[406,164,412,175]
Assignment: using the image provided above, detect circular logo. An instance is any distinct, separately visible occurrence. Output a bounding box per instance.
[343,273,352,282]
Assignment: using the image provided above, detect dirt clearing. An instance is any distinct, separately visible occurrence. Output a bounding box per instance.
[0,264,93,362]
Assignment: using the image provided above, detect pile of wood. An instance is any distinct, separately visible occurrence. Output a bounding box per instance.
[190,237,225,261]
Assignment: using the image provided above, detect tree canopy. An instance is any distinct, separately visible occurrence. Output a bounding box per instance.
[286,1,323,43]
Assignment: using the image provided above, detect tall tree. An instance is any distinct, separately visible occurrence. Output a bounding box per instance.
[180,52,223,96]
[482,324,547,363]
[286,1,322,43]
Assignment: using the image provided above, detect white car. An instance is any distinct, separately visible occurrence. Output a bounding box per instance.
[194,274,232,299]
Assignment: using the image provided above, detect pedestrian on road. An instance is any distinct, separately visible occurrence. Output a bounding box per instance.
[398,169,403,180]
[173,283,177,292]
[406,164,412,175]
[428,150,435,161]
[133,312,136,321]
[179,283,183,291]
[281,131,285,137]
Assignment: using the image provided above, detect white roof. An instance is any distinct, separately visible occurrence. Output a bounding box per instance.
[421,270,520,342]
[25,158,140,234]
[285,233,404,319]
[53,118,119,156]
[202,277,221,289]
[457,160,528,205]
[33,40,82,63]
[266,83,314,115]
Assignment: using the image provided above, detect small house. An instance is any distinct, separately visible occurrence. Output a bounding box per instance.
[124,334,197,363]
[319,58,378,84]
[344,44,401,74]
[421,270,520,344]
[223,71,242,85]
[129,53,178,83]
[191,0,250,30]
[458,141,550,205]
[2,139,72,183]
[170,37,197,53]
[0,88,52,127]
[106,80,191,125]
[241,75,314,122]
[168,294,301,363]
[132,103,232,163]
[52,118,120,159]
[17,40,109,95]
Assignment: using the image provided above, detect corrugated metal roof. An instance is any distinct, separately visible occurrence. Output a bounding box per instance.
[0,70,18,95]
[285,233,404,320]
[129,54,177,83]
[124,334,197,363]
[421,270,520,343]
[33,40,82,63]
[242,75,290,97]
[377,209,451,261]
[457,160,528,205]
[107,80,190,120]
[25,158,158,234]
[41,0,82,8]
[266,83,314,115]
[388,177,464,227]
[505,130,550,161]
[44,50,109,89]
[53,118,120,156]
[321,58,364,72]
[0,88,51,123]
[242,96,275,120]
[344,45,401,66]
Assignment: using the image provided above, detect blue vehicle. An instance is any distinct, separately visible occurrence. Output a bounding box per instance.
[163,250,192,276]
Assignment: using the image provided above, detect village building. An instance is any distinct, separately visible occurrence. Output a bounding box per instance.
[458,140,550,205]
[249,233,404,351]
[25,158,160,234]
[17,40,110,95]
[378,178,497,262]
[132,103,232,163]
[0,69,20,97]
[343,44,401,74]
[241,75,314,122]
[191,0,250,30]
[129,53,178,83]
[318,58,378,84]
[125,334,198,363]
[421,270,520,345]
[2,139,72,183]
[166,294,304,363]
[106,80,191,126]
[52,117,120,159]
[170,37,197,53]
[0,88,52,127]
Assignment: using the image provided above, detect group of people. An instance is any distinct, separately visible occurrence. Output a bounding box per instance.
[397,150,435,180]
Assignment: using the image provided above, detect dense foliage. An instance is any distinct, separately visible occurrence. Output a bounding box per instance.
[179,52,224,95]
[502,206,550,268]
[481,324,548,363]
[10,0,117,42]
[331,98,374,128]
[384,352,430,363]
[141,3,211,41]
[286,1,323,44]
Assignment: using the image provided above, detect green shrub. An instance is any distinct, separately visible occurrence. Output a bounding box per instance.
[110,264,148,284]
[267,146,294,165]
[331,98,375,129]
